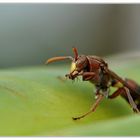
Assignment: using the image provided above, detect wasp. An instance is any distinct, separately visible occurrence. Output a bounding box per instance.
[46,48,140,120]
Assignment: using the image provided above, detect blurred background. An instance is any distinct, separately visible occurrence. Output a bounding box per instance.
[0,4,140,68]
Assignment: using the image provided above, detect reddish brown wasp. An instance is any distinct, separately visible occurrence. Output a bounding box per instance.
[46,48,140,120]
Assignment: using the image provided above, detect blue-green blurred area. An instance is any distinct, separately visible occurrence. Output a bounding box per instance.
[0,4,140,68]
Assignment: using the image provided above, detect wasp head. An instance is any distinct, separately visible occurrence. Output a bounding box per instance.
[46,48,88,80]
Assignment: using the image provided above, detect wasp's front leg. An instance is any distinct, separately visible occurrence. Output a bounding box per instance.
[82,72,95,81]
[72,94,104,120]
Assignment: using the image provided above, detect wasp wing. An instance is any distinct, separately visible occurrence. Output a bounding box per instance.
[105,68,140,95]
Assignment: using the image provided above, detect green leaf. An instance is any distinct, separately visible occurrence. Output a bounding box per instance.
[0,58,140,136]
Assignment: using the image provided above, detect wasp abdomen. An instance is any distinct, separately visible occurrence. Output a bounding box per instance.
[121,78,140,109]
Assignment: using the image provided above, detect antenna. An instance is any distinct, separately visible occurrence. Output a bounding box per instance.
[45,56,73,64]
[72,47,78,61]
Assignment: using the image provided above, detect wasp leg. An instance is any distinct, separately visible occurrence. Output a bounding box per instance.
[82,72,95,81]
[72,94,104,120]
[109,79,126,99]
[108,87,139,113]
[108,88,124,99]
[124,87,140,113]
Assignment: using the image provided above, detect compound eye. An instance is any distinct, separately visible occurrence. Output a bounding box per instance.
[70,62,76,73]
